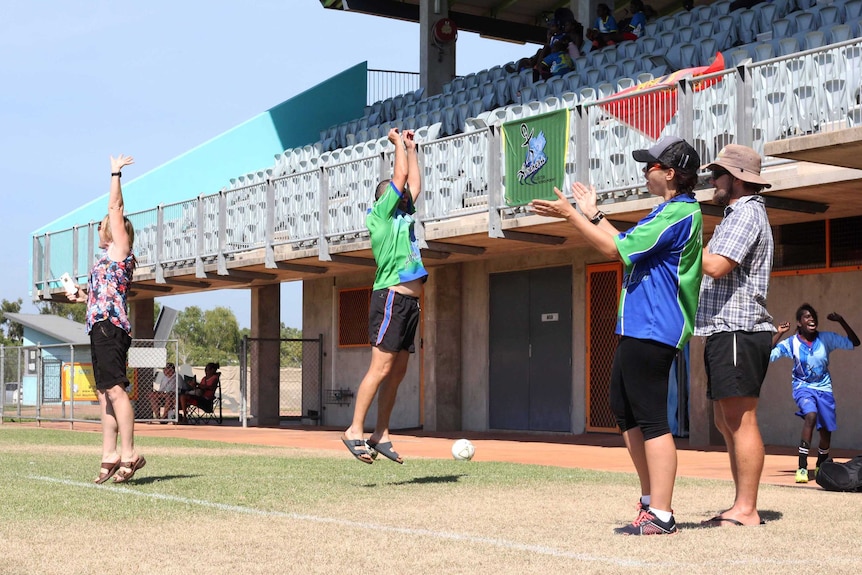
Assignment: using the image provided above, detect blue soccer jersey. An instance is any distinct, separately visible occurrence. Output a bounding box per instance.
[770,331,855,392]
[613,195,703,349]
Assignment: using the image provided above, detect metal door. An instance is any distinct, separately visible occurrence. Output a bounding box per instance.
[489,266,572,432]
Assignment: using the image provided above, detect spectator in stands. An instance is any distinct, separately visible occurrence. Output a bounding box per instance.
[507,18,568,78]
[683,0,694,11]
[539,39,575,79]
[150,362,178,419]
[68,154,145,484]
[563,18,586,59]
[770,305,859,484]
[342,128,425,465]
[530,137,704,536]
[621,0,648,40]
[178,362,220,423]
[587,3,619,49]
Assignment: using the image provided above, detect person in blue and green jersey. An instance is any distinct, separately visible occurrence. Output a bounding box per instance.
[531,136,703,535]
[342,128,426,465]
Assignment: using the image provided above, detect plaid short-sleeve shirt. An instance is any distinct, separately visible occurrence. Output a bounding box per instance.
[695,195,776,336]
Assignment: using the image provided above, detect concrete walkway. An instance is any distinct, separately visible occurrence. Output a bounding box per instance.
[29,419,859,489]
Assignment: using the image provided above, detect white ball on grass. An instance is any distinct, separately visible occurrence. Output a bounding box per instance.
[451,438,475,461]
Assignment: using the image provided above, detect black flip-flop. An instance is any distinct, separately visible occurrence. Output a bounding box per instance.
[701,515,766,527]
[341,438,374,464]
[366,440,403,464]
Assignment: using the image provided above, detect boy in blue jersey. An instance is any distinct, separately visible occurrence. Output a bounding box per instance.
[771,304,859,483]
[531,136,703,535]
[342,128,426,465]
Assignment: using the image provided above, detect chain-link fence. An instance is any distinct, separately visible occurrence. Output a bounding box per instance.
[240,336,322,426]
[0,340,185,424]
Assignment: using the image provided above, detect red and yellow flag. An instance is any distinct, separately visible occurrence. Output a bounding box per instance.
[600,53,726,140]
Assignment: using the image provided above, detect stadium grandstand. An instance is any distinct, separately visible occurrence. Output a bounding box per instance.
[29,0,862,450]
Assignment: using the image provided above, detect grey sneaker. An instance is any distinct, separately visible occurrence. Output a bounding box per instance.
[614,509,678,536]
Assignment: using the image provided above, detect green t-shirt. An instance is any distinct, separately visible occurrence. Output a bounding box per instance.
[367,182,428,291]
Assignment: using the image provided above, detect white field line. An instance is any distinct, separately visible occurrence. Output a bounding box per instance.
[31,475,816,569]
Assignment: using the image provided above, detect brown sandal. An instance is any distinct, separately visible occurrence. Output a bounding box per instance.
[113,455,147,483]
[94,460,121,484]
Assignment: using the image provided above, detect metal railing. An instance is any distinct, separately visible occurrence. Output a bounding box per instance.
[31,38,862,297]
[367,68,421,105]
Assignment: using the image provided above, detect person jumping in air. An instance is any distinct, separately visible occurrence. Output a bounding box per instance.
[771,304,859,483]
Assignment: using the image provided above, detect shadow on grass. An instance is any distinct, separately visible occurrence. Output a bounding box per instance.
[362,474,468,487]
[120,474,199,486]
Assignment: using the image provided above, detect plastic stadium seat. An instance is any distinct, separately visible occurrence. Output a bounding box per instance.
[636,72,654,84]
[691,4,712,22]
[543,96,561,112]
[825,24,852,43]
[771,0,792,19]
[547,76,566,97]
[754,41,775,62]
[562,70,581,93]
[603,63,621,83]
[777,37,800,57]
[818,5,840,27]
[772,18,793,38]
[677,26,695,44]
[727,47,753,68]
[597,82,614,99]
[756,2,778,34]
[638,36,659,56]
[560,91,579,109]
[712,0,731,16]
[618,58,638,78]
[846,0,862,20]
[616,76,635,91]
[804,30,826,51]
[579,87,597,103]
[695,20,715,41]
[676,10,694,27]
[789,11,817,35]
[658,31,676,51]
[735,9,759,46]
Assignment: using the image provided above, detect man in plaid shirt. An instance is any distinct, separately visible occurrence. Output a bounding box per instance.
[695,144,776,528]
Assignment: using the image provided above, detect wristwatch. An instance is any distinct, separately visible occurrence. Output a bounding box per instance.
[590,211,605,225]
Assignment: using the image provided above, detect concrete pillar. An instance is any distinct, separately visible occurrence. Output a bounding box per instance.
[250,284,281,427]
[419,0,456,97]
[578,0,600,36]
[688,337,721,446]
[422,263,462,431]
[130,299,154,339]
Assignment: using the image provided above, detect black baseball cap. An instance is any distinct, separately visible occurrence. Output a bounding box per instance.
[632,136,700,175]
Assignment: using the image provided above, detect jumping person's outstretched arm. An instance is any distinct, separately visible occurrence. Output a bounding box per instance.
[772,321,791,347]
[827,312,860,346]
[388,129,408,192]
[403,130,421,202]
[108,154,135,261]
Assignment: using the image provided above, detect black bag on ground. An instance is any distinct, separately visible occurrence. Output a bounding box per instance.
[815,455,862,492]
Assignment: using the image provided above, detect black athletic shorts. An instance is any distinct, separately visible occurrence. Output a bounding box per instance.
[90,320,132,391]
[610,336,678,441]
[704,330,772,400]
[368,288,420,353]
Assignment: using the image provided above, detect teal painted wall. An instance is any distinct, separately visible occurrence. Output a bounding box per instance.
[35,62,368,234]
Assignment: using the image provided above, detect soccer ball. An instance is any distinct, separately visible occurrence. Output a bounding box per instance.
[451,438,475,461]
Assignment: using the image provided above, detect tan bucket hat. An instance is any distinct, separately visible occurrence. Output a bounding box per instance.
[701,144,772,188]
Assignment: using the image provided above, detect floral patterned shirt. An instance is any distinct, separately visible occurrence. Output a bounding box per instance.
[85,250,134,334]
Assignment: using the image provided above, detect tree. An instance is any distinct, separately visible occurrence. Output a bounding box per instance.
[0,298,24,344]
[280,323,303,367]
[171,305,241,365]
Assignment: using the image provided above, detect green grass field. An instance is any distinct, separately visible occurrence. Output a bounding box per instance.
[1,426,861,575]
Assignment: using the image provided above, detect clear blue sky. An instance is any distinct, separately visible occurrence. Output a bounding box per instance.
[1,1,536,329]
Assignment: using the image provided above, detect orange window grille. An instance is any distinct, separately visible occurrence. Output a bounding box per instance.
[338,287,372,347]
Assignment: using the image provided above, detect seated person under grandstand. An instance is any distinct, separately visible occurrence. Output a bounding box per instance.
[538,40,575,80]
[150,362,178,419]
[178,362,220,422]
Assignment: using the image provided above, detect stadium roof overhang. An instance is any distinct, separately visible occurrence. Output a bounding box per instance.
[764,126,862,171]
[318,0,560,45]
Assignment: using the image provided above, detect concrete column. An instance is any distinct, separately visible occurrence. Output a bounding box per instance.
[130,299,154,339]
[688,337,721,446]
[250,284,281,427]
[422,263,462,431]
[419,0,456,97]
[578,0,600,36]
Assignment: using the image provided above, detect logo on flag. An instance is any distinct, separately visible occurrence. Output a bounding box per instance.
[503,109,569,206]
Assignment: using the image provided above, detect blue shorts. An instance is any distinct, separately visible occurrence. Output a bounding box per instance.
[792,387,837,432]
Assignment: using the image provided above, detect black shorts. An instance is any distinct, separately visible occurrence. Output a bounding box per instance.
[704,330,772,400]
[609,336,678,441]
[368,289,420,353]
[90,320,132,391]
